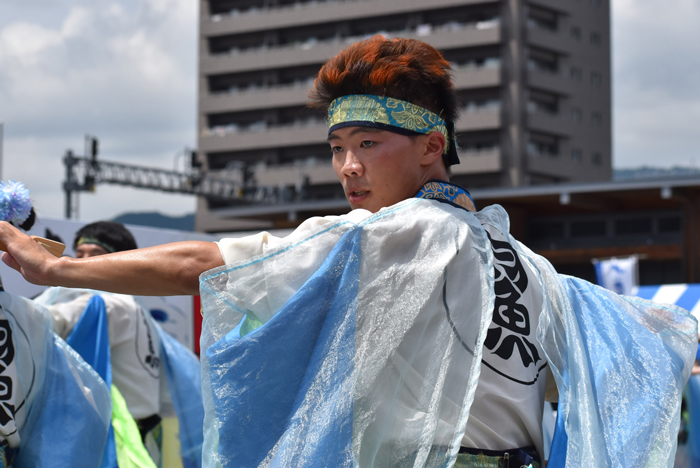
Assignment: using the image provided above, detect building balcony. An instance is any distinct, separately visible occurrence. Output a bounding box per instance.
[200,22,502,75]
[527,153,577,180]
[453,66,501,90]
[201,40,341,75]
[527,68,572,96]
[203,0,499,36]
[200,66,501,115]
[526,26,571,56]
[456,107,501,132]
[200,82,313,113]
[527,0,571,14]
[451,148,501,175]
[252,160,337,186]
[526,111,573,137]
[200,120,327,152]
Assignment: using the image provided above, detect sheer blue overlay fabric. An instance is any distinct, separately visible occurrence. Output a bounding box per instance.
[67,296,112,386]
[200,200,696,468]
[0,292,112,468]
[685,375,700,466]
[157,326,205,468]
[35,287,204,468]
[491,205,697,467]
[200,199,494,467]
[66,295,117,468]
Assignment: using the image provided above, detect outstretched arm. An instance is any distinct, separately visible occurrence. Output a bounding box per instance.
[0,221,224,296]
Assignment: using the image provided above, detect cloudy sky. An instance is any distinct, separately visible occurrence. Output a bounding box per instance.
[0,0,197,222]
[0,0,699,223]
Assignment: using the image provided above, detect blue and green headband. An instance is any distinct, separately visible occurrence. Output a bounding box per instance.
[75,236,116,254]
[327,95,460,165]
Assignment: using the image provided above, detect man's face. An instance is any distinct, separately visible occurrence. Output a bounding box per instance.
[328,126,428,213]
[75,243,110,258]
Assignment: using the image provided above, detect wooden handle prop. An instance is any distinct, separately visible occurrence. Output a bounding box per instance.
[0,236,66,258]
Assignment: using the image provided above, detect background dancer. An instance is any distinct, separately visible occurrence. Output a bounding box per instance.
[34,220,203,468]
[36,221,163,438]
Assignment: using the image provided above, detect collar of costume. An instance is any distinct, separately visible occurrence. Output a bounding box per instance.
[327,95,460,166]
[75,236,115,254]
[415,180,476,212]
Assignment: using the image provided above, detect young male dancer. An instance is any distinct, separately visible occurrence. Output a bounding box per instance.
[0,36,695,468]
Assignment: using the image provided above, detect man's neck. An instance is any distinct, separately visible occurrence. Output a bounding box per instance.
[419,165,450,187]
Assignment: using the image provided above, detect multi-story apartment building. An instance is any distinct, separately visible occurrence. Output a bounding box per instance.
[196,0,611,232]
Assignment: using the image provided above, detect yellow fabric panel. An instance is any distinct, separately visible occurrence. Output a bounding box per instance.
[111,385,157,468]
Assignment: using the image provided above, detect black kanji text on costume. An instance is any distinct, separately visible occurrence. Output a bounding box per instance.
[484,234,541,372]
[141,310,160,372]
[0,320,15,426]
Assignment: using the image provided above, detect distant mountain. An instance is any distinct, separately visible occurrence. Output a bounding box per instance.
[614,166,700,180]
[112,212,194,231]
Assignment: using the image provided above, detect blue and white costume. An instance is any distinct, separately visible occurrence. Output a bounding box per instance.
[34,288,204,468]
[200,181,696,467]
[0,181,113,467]
[0,289,112,467]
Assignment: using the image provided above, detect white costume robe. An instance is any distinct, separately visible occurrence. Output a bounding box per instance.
[200,183,696,467]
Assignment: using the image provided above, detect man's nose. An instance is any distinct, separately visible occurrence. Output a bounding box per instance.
[341,151,363,177]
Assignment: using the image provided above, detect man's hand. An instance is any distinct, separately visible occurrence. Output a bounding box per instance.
[0,221,60,286]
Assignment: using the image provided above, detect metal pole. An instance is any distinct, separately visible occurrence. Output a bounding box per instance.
[64,150,74,219]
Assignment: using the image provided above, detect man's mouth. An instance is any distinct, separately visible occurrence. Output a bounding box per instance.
[348,190,369,203]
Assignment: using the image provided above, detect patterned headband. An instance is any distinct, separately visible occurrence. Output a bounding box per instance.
[327,95,460,165]
[75,236,115,254]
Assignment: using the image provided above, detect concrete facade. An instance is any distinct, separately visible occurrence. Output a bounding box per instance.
[196,0,611,232]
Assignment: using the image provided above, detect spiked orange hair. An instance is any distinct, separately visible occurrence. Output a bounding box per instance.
[308,35,459,164]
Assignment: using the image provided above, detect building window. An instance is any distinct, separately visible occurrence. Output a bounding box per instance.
[571,149,582,162]
[570,66,582,81]
[528,90,559,115]
[591,72,602,86]
[457,134,500,154]
[592,152,602,165]
[571,26,581,40]
[571,220,606,238]
[592,112,602,127]
[528,222,565,241]
[528,133,559,158]
[571,108,583,123]
[615,218,652,236]
[528,48,559,74]
[528,5,558,32]
[658,216,681,234]
[590,32,601,45]
[590,0,602,6]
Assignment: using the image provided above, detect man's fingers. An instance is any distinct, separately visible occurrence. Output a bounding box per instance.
[1,251,21,272]
[0,222,33,252]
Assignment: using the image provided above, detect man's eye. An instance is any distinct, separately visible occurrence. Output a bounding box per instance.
[331,146,343,154]
[360,141,374,148]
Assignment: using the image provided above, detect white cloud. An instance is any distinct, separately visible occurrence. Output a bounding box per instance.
[0,22,61,61]
[612,0,700,168]
[0,0,197,221]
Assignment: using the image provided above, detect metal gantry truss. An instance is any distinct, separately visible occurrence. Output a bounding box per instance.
[63,145,300,219]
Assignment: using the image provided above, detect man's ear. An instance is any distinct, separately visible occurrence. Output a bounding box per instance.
[420,132,446,166]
